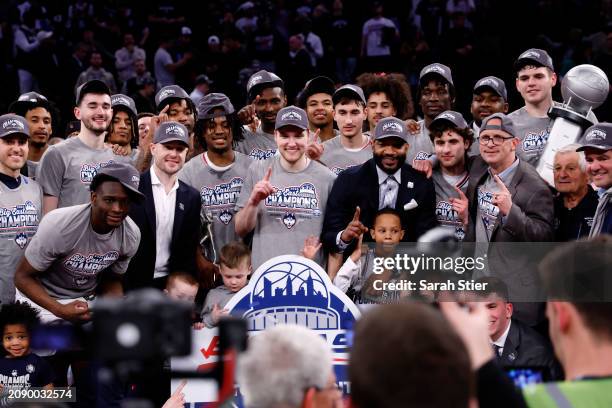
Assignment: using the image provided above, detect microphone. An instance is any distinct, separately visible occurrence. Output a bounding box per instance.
[536,64,609,186]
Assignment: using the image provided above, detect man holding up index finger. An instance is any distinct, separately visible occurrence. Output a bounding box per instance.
[464,113,553,326]
[235,106,335,269]
[322,116,437,253]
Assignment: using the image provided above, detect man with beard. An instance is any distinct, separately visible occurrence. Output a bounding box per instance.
[406,63,455,166]
[297,76,338,142]
[107,94,139,164]
[8,92,54,179]
[469,76,509,156]
[37,80,128,214]
[0,114,42,305]
[235,106,336,269]
[125,122,200,291]
[322,116,437,254]
[179,93,252,265]
[236,70,287,161]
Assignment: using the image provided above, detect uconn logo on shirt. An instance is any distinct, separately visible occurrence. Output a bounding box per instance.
[64,251,120,277]
[249,148,276,161]
[522,129,549,153]
[80,161,114,183]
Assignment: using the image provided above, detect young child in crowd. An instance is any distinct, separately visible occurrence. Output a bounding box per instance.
[164,271,203,329]
[0,302,54,390]
[327,208,410,303]
[201,242,252,328]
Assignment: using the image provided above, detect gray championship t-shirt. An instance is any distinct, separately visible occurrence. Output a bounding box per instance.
[509,106,552,167]
[236,157,336,269]
[37,137,129,208]
[24,203,141,299]
[432,169,468,241]
[0,177,42,304]
[320,136,373,175]
[508,103,597,167]
[406,120,435,165]
[179,151,252,263]
[235,125,277,161]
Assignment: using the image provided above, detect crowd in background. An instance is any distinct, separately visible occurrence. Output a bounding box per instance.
[1,0,611,135]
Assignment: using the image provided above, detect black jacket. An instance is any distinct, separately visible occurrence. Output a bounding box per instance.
[498,318,561,380]
[322,158,437,251]
[125,169,201,290]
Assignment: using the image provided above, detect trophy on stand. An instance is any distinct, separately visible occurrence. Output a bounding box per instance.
[537,64,609,186]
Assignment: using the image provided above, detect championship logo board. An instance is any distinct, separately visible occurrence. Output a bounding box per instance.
[171,255,361,406]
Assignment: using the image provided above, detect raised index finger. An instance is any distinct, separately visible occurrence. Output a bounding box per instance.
[493,174,508,191]
[251,94,261,108]
[263,166,272,182]
[352,206,361,221]
[453,186,467,199]
[173,380,187,396]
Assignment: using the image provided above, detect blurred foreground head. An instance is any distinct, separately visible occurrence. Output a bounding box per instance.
[350,303,472,408]
[238,324,341,408]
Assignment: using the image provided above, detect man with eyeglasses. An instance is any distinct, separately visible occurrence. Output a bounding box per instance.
[464,113,553,326]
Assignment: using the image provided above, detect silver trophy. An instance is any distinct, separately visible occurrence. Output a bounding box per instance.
[537,64,609,186]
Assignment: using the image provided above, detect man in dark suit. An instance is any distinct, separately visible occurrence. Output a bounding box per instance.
[464,113,554,327]
[126,121,200,290]
[476,277,560,380]
[322,116,437,252]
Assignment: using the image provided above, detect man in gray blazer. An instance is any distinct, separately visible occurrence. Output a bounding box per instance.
[464,113,554,327]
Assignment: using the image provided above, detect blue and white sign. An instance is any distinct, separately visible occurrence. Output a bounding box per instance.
[172,255,361,406]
